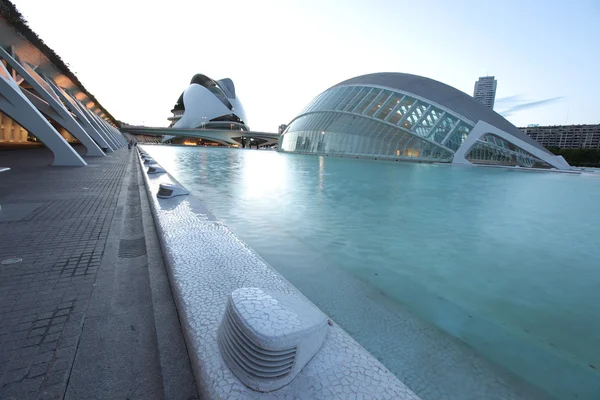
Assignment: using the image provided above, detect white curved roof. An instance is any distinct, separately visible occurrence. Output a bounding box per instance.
[332,73,549,153]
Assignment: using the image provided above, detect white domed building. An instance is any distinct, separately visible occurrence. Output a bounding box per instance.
[169,74,249,131]
[281,73,570,170]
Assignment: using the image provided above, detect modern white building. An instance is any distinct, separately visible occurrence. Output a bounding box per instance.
[473,76,497,109]
[280,72,570,170]
[168,74,248,131]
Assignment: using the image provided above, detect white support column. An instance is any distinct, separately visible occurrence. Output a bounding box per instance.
[0,63,86,166]
[70,97,119,150]
[95,114,124,145]
[42,77,113,152]
[106,122,125,146]
[87,107,121,148]
[0,47,105,157]
[102,117,125,145]
[452,120,571,170]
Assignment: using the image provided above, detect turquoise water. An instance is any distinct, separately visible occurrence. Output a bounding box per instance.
[143,146,600,399]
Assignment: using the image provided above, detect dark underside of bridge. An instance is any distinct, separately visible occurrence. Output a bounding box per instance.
[163,136,269,148]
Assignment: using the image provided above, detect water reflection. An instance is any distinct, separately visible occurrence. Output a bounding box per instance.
[143,146,600,400]
[318,155,325,191]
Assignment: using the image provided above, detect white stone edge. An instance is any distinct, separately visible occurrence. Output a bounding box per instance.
[134,148,421,400]
[453,120,572,170]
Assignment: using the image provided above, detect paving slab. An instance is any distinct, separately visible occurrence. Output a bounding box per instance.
[0,147,196,400]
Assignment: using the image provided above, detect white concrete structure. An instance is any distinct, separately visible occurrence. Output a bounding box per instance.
[44,78,114,152]
[473,76,497,109]
[281,73,570,170]
[453,120,570,169]
[0,46,105,157]
[169,74,248,131]
[0,62,86,166]
[1,5,124,165]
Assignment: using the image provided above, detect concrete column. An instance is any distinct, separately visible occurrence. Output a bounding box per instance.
[85,106,121,149]
[43,77,113,152]
[4,113,13,141]
[69,96,117,151]
[11,120,19,142]
[19,125,27,142]
[83,106,119,149]
[96,114,123,146]
[0,63,86,166]
[0,48,105,157]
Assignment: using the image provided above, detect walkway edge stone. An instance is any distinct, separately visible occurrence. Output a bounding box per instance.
[137,157,199,400]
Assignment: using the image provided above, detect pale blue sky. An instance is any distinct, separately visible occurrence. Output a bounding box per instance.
[13,0,600,131]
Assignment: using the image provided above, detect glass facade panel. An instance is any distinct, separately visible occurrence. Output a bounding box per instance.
[413,107,442,138]
[376,93,404,121]
[335,87,360,111]
[352,89,379,114]
[443,122,472,152]
[302,93,323,114]
[388,97,416,126]
[364,90,392,118]
[319,87,343,110]
[329,87,352,110]
[392,132,411,155]
[344,87,369,112]
[430,115,457,144]
[403,135,424,157]
[307,92,330,113]
[466,142,513,165]
[401,102,428,131]
[281,111,454,162]
[466,134,550,168]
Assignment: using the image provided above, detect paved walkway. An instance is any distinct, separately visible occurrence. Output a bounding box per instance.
[0,147,197,399]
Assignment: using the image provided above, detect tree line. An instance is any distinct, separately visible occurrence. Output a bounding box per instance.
[546,147,600,168]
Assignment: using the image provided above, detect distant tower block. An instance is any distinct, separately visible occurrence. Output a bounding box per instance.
[473,76,497,109]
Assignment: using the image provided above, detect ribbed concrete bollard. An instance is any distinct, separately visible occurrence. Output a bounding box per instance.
[157,183,189,199]
[147,165,166,174]
[218,288,328,392]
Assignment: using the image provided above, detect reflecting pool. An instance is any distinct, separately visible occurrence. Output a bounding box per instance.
[143,146,600,400]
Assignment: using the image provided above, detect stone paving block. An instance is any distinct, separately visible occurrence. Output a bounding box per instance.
[3,367,29,384]
[0,148,129,400]
[1,377,42,400]
[45,325,63,335]
[42,333,60,344]
[31,352,53,366]
[32,320,51,329]
[28,328,46,338]
[27,364,49,379]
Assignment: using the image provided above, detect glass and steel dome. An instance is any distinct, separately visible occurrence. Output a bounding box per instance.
[280,73,570,169]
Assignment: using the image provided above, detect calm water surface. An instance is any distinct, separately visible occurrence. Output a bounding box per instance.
[144,146,600,399]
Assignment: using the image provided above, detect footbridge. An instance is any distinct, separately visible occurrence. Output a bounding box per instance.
[121,126,280,147]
